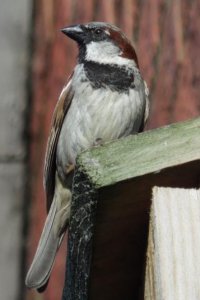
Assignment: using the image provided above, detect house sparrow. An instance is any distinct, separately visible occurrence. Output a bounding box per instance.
[25,22,149,292]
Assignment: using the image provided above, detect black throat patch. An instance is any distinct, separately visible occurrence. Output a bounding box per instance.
[83,61,135,93]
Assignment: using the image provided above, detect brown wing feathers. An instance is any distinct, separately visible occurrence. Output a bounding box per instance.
[44,80,74,211]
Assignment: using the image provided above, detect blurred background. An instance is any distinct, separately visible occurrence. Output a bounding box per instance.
[0,0,199,299]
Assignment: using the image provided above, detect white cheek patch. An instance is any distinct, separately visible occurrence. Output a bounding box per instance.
[86,41,136,67]
[86,41,119,59]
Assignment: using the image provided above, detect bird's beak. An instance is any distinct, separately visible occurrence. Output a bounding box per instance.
[61,25,84,43]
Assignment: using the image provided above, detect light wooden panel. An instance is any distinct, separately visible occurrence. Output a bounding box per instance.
[145,187,200,300]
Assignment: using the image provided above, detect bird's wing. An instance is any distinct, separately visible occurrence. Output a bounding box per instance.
[139,79,150,132]
[44,76,74,211]
[143,80,150,124]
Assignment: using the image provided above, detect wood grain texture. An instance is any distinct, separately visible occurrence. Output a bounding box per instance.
[145,187,200,300]
[63,118,200,300]
[62,168,98,300]
[78,117,200,188]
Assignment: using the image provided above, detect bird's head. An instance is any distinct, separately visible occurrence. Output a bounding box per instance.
[61,22,139,68]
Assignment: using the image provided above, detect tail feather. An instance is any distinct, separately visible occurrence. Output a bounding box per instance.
[25,199,63,290]
[25,174,71,291]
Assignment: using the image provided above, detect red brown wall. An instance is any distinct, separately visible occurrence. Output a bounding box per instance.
[26,1,200,299]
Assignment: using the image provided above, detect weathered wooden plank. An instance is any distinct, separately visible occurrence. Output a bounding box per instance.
[63,169,98,300]
[88,162,200,300]
[62,117,200,300]
[145,187,200,300]
[0,163,26,300]
[0,0,29,160]
[78,117,200,187]
[63,119,200,300]
[0,1,30,299]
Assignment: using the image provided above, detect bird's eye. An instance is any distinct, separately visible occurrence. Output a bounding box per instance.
[94,28,103,35]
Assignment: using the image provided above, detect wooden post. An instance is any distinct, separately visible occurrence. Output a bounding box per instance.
[145,187,200,300]
[62,117,200,300]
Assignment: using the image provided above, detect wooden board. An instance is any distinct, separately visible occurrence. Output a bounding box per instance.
[145,187,200,300]
[62,117,200,300]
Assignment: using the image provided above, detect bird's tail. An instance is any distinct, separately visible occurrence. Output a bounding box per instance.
[25,176,71,291]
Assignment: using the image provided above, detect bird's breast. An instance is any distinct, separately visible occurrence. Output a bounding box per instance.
[57,74,145,168]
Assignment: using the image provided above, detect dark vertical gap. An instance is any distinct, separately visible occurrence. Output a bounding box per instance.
[148,0,169,114]
[71,0,78,23]
[169,63,181,123]
[133,0,143,43]
[18,1,35,300]
[152,0,169,77]
[114,0,123,27]
[160,1,177,124]
[91,0,97,22]
[93,0,100,21]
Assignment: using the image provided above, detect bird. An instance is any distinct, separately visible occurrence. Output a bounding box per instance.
[25,21,149,292]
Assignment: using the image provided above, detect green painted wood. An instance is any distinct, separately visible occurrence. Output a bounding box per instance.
[77,117,200,188]
[63,117,200,300]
